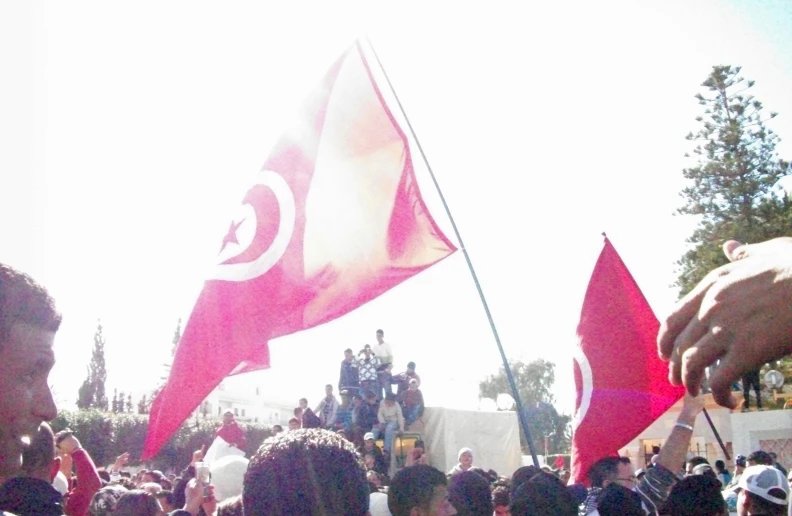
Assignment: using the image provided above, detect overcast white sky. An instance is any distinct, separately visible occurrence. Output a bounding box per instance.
[2,1,791,417]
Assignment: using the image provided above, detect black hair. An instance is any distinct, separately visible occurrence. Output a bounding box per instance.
[597,484,644,516]
[21,422,55,477]
[243,428,368,516]
[662,475,727,516]
[747,451,773,465]
[588,457,632,488]
[511,472,577,516]
[114,490,160,516]
[449,471,493,516]
[510,465,540,497]
[388,465,447,516]
[0,264,61,343]
[492,486,510,508]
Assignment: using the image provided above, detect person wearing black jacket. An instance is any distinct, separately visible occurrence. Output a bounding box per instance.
[339,349,360,398]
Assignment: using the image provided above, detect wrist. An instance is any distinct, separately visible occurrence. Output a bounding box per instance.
[677,411,698,426]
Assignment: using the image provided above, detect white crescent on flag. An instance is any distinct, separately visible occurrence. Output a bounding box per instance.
[210,170,296,282]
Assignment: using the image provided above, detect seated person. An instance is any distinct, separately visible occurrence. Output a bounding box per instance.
[359,433,388,478]
[398,378,424,426]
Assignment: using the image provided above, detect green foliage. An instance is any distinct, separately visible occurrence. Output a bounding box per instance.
[50,410,275,472]
[676,65,792,295]
[77,322,109,411]
[479,359,571,454]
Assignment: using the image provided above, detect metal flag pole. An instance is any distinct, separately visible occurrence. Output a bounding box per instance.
[364,35,542,466]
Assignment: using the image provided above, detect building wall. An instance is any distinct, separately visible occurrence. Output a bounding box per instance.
[731,410,792,467]
[199,375,294,425]
[620,394,737,470]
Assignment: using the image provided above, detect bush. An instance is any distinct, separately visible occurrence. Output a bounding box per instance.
[51,410,275,472]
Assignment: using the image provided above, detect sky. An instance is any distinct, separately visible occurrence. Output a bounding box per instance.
[2,1,792,419]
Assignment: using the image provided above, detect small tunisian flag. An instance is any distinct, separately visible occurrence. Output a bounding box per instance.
[142,41,456,458]
[570,236,684,483]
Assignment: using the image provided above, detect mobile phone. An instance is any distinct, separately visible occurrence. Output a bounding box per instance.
[195,461,211,497]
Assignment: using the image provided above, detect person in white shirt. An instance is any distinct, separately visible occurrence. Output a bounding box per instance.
[372,329,393,366]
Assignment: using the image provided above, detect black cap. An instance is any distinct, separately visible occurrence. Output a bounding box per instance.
[407,361,416,369]
[385,392,396,401]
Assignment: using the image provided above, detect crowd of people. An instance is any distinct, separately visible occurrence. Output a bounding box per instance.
[284,330,425,473]
[3,232,792,516]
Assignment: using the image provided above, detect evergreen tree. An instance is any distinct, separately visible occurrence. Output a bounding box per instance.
[137,394,148,415]
[676,65,791,295]
[126,394,133,413]
[118,391,126,413]
[111,389,119,413]
[76,321,110,411]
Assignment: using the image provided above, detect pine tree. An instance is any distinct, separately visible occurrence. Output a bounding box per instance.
[76,321,110,411]
[111,389,119,413]
[137,394,148,414]
[126,394,133,413]
[676,65,791,295]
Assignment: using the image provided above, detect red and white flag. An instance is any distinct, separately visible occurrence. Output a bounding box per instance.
[570,236,684,484]
[143,41,456,458]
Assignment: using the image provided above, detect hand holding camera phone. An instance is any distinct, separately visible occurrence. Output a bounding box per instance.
[195,461,211,497]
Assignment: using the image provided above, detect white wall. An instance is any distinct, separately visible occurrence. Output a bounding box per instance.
[731,410,792,460]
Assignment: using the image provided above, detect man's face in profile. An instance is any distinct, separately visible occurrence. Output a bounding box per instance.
[0,323,58,479]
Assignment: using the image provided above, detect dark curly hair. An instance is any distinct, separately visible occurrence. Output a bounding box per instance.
[243,428,368,516]
[0,264,61,343]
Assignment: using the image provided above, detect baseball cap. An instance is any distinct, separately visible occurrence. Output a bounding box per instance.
[738,465,789,505]
[364,432,375,441]
[735,455,747,467]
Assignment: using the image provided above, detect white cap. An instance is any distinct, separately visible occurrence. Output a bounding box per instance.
[738,465,789,506]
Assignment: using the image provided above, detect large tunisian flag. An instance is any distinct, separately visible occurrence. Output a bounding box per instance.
[570,236,684,483]
[143,41,456,458]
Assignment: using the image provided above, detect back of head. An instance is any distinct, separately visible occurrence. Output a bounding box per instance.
[389,465,447,516]
[510,465,540,497]
[510,472,577,516]
[492,486,510,509]
[243,428,368,516]
[691,464,717,480]
[747,450,774,466]
[113,490,160,516]
[20,422,55,480]
[448,471,493,516]
[0,263,61,341]
[663,475,727,516]
[597,484,644,516]
[89,485,130,516]
[686,456,709,469]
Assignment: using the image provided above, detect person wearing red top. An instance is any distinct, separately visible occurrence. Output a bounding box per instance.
[56,429,103,516]
[214,411,247,449]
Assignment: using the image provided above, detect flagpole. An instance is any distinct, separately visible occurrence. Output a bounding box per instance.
[364,35,542,467]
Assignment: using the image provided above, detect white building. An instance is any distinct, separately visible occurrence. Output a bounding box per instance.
[198,374,293,426]
[619,393,792,470]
